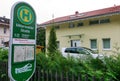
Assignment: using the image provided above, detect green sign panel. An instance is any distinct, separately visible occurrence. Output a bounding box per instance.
[9,2,36,81]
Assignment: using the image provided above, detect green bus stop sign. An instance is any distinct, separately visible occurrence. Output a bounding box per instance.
[8,2,36,81]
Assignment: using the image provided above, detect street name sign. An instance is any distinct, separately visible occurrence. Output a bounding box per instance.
[8,2,36,81]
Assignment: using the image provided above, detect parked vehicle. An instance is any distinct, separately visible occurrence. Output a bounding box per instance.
[61,47,103,59]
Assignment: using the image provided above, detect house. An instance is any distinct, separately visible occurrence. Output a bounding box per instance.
[39,5,120,55]
[0,16,10,47]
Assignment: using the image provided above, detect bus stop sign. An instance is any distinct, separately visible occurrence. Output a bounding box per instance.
[8,2,36,81]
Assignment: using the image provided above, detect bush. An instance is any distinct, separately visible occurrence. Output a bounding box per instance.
[36,52,49,69]
[104,54,120,81]
[36,50,120,80]
[0,46,120,80]
[0,49,8,61]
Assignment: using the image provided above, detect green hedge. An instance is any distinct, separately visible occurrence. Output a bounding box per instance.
[36,51,120,81]
[0,49,120,81]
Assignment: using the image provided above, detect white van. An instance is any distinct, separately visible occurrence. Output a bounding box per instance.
[62,47,103,59]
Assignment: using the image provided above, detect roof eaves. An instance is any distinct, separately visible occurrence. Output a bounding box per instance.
[0,23,9,26]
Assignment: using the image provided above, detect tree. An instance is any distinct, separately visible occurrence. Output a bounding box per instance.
[37,27,45,52]
[47,26,57,54]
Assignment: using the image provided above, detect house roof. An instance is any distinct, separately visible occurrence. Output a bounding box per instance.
[40,5,120,25]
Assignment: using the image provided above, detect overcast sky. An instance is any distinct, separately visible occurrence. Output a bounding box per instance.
[0,0,120,24]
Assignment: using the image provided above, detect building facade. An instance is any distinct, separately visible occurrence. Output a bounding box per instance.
[40,5,120,55]
[0,17,10,47]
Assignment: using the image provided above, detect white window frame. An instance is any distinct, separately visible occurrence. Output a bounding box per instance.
[102,38,111,50]
[90,39,97,50]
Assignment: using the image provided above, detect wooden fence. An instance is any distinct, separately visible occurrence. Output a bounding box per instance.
[0,61,9,81]
[0,62,114,81]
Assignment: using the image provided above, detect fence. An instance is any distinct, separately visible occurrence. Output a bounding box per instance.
[0,62,114,81]
[0,61,9,81]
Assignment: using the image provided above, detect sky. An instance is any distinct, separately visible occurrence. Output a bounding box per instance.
[0,0,120,24]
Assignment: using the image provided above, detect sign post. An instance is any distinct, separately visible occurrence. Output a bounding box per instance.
[8,2,36,81]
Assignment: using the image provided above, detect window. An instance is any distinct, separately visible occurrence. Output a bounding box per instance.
[4,27,7,34]
[103,38,110,50]
[69,23,75,28]
[90,39,97,50]
[55,25,60,29]
[56,41,60,49]
[89,19,110,25]
[77,22,83,27]
[100,19,110,24]
[77,48,89,54]
[1,39,4,44]
[65,48,77,53]
[89,20,99,25]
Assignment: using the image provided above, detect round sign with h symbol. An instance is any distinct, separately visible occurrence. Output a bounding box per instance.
[9,2,36,81]
[17,6,34,25]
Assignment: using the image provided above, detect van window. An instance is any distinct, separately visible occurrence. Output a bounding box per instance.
[65,48,78,53]
[77,48,90,54]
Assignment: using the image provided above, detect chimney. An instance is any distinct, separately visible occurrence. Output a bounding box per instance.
[114,4,116,7]
[75,11,79,15]
[3,16,6,18]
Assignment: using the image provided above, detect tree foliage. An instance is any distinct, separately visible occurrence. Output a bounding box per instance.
[37,28,45,52]
[0,49,8,62]
[47,26,57,54]
[37,28,45,46]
